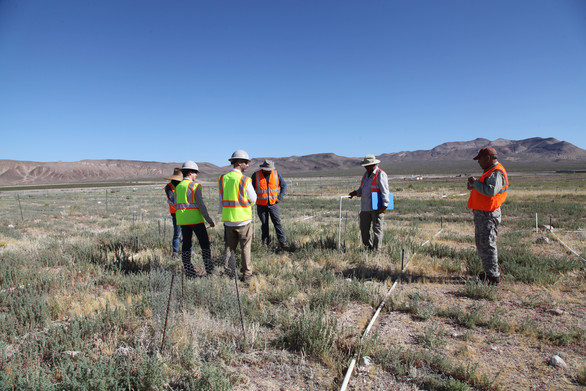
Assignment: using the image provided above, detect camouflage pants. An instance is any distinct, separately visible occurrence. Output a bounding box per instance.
[473,208,501,278]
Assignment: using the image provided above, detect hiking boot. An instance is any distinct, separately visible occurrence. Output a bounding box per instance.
[478,272,500,286]
[224,267,236,279]
[240,274,253,283]
[276,242,287,253]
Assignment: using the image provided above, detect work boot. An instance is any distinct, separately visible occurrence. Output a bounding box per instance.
[182,251,197,279]
[224,267,236,279]
[202,249,213,276]
[478,272,500,286]
[240,274,253,283]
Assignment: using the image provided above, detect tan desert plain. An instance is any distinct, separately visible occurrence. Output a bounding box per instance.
[0,137,584,390]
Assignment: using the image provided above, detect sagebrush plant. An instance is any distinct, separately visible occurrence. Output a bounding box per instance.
[0,174,583,389]
[462,280,501,301]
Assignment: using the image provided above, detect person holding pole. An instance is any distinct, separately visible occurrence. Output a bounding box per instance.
[251,159,288,249]
[175,161,215,278]
[348,154,390,251]
[219,150,257,283]
[467,147,509,285]
[164,167,183,258]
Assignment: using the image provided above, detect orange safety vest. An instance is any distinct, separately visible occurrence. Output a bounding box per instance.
[164,183,176,214]
[254,170,280,206]
[360,167,384,194]
[468,163,509,211]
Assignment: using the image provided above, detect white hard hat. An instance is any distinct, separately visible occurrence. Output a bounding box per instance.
[229,150,251,162]
[181,161,199,172]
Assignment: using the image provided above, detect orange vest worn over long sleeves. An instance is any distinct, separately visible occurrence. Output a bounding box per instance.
[254,170,280,206]
[164,183,176,214]
[467,163,509,211]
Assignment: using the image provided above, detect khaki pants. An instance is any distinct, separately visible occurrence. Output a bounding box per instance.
[359,210,384,251]
[224,223,253,277]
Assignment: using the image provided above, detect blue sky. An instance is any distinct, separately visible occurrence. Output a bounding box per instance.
[1,0,585,166]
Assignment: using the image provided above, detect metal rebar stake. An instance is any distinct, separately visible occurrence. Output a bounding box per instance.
[233,254,247,343]
[160,271,175,352]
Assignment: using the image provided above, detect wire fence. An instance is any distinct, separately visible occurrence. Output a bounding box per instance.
[2,180,583,352]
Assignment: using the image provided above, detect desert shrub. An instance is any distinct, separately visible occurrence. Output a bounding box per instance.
[189,362,232,391]
[461,280,500,301]
[375,345,500,391]
[280,306,338,361]
[418,325,447,349]
[310,277,380,310]
[499,248,581,284]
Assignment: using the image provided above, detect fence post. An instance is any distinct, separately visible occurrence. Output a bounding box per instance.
[160,271,175,352]
[232,251,247,342]
[338,196,350,250]
[17,195,24,221]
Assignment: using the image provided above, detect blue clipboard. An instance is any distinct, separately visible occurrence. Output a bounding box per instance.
[372,192,394,210]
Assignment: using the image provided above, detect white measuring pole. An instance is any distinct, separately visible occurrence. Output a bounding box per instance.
[535,213,538,234]
[339,196,351,250]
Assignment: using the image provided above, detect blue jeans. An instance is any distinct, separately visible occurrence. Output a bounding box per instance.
[171,214,181,253]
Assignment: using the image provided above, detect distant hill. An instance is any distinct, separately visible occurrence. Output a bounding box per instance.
[1,137,585,186]
[380,137,585,162]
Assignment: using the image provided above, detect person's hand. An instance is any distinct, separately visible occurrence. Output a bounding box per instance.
[349,190,358,199]
[210,221,216,228]
[377,206,387,214]
[467,176,475,190]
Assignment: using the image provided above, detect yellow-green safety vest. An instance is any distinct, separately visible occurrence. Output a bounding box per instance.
[219,171,253,223]
[175,179,205,225]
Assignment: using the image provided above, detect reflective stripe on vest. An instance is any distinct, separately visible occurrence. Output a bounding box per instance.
[254,170,280,206]
[467,163,509,212]
[360,167,383,193]
[175,180,204,225]
[164,183,176,214]
[219,171,252,222]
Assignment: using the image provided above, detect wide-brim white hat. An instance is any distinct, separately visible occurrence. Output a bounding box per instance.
[360,154,380,166]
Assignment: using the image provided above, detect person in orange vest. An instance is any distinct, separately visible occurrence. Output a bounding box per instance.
[349,154,390,251]
[219,150,257,283]
[164,167,183,258]
[251,159,288,249]
[467,147,509,285]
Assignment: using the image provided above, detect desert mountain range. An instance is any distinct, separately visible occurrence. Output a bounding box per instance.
[1,137,585,186]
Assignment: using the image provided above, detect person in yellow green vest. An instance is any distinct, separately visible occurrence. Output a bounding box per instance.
[219,150,257,283]
[467,147,509,286]
[251,159,287,248]
[176,161,215,278]
[164,167,183,258]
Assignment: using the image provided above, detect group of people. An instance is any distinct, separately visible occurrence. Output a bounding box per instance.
[164,150,287,283]
[164,147,508,286]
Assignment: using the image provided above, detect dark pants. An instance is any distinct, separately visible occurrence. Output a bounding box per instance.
[257,203,287,245]
[180,223,212,276]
